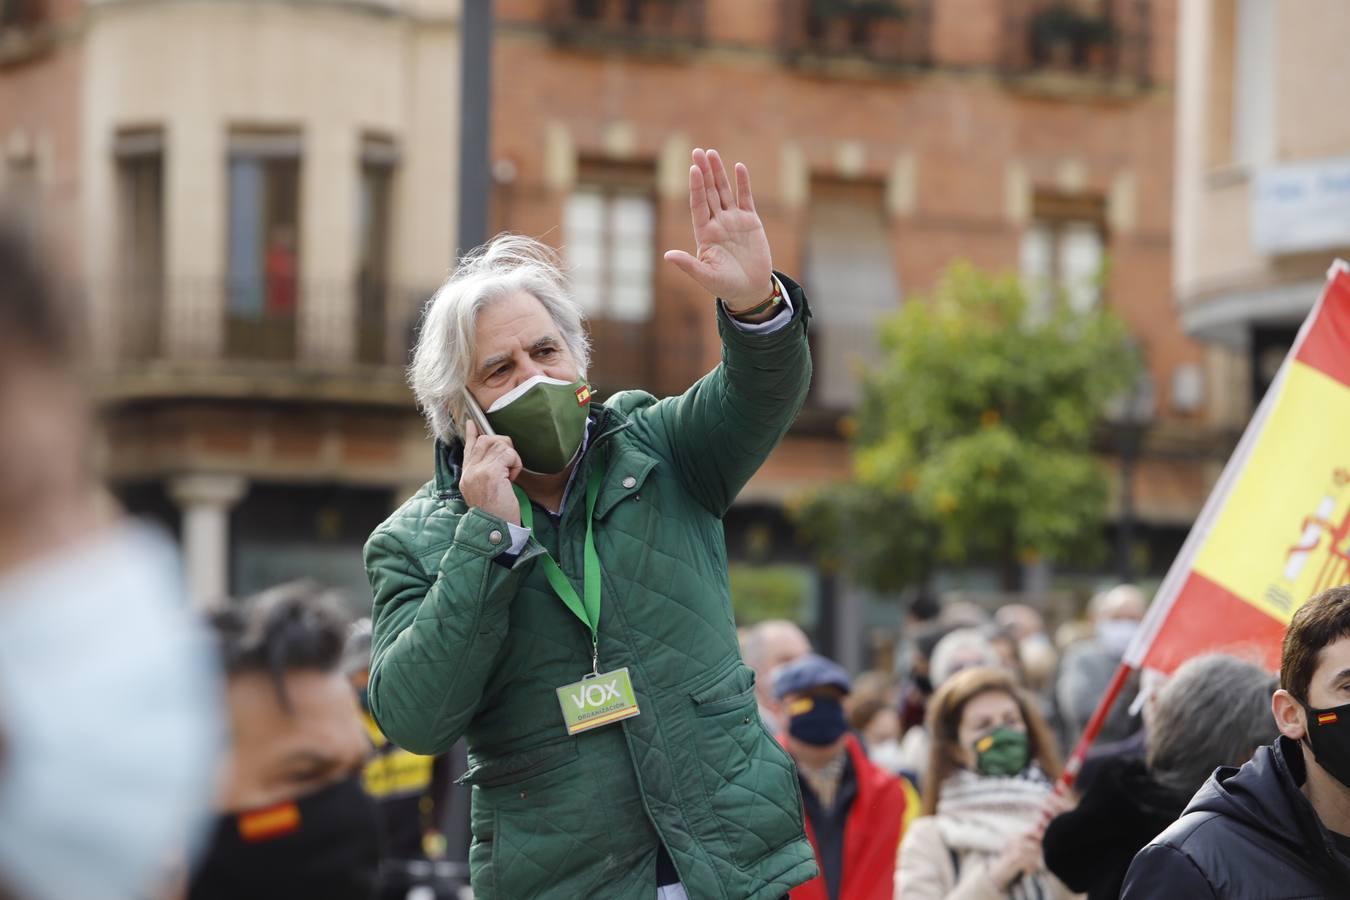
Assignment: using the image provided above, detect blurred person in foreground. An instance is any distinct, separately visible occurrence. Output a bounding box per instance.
[894,667,1076,900]
[0,214,222,899]
[1122,585,1350,898]
[190,583,379,900]
[344,619,453,899]
[1054,584,1146,749]
[364,149,816,899]
[1043,654,1279,900]
[775,655,919,900]
[744,618,813,731]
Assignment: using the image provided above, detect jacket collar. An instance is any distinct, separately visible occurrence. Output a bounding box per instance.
[1273,735,1350,876]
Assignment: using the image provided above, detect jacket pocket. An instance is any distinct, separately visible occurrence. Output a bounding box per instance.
[687,665,804,871]
[458,740,578,789]
[691,664,758,717]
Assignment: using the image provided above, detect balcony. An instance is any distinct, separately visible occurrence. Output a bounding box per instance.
[95,278,419,407]
[584,306,706,399]
[545,0,706,56]
[780,0,932,75]
[1000,0,1152,92]
[0,0,53,67]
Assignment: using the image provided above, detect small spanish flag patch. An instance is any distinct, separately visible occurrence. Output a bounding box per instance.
[238,802,301,842]
[788,697,815,716]
[576,384,593,406]
[1318,711,1339,726]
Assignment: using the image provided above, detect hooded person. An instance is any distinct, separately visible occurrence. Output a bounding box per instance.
[1122,585,1350,899]
[774,655,919,900]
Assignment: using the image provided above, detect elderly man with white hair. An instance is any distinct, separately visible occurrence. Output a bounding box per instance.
[363,149,817,900]
[1056,583,1149,750]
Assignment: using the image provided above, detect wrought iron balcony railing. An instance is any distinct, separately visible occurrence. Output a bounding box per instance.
[545,0,706,54]
[780,0,932,72]
[95,277,419,404]
[1000,0,1152,87]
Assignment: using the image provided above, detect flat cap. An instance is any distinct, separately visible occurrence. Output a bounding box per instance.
[773,653,851,700]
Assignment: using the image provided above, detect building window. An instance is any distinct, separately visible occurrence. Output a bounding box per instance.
[357,137,397,366]
[805,180,900,410]
[226,132,301,360]
[115,129,164,360]
[1020,193,1106,317]
[563,167,656,390]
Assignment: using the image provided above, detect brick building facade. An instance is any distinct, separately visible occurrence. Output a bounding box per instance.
[488,0,1221,661]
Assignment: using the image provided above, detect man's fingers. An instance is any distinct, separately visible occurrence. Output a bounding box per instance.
[707,149,734,211]
[735,162,756,213]
[464,418,478,454]
[693,149,719,218]
[686,164,710,229]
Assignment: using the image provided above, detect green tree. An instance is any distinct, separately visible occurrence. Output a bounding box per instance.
[796,262,1138,591]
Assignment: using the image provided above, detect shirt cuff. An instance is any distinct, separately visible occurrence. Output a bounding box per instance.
[724,275,795,334]
[505,522,531,556]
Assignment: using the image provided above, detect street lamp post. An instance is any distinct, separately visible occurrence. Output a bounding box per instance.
[458,0,493,258]
[1109,372,1155,584]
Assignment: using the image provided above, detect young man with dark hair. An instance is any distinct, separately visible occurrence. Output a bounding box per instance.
[189,583,380,900]
[1122,584,1350,898]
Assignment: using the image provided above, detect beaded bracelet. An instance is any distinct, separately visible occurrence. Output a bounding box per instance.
[728,280,783,321]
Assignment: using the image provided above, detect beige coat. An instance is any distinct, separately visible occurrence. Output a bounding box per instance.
[894,816,1079,900]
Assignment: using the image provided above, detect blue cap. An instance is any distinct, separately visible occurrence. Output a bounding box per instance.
[772,653,851,700]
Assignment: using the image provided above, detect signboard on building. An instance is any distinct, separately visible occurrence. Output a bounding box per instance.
[1253,157,1350,255]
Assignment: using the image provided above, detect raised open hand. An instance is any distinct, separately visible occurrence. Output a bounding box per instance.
[663,148,774,313]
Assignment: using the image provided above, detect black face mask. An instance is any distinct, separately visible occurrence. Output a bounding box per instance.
[189,775,381,900]
[1299,697,1350,791]
[787,695,850,747]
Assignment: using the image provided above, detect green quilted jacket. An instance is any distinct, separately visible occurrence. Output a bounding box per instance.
[364,275,818,899]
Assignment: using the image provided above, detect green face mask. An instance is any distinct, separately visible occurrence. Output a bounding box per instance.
[482,375,593,474]
[972,726,1030,777]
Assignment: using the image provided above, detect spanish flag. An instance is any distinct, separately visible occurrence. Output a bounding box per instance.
[1126,261,1350,676]
[576,384,593,406]
[1318,712,1340,726]
[237,802,301,842]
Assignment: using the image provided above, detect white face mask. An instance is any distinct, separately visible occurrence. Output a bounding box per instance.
[0,525,225,900]
[1097,618,1139,657]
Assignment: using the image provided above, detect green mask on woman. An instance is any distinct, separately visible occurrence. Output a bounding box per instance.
[973,727,1031,777]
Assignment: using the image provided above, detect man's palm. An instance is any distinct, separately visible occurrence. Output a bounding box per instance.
[664,148,773,311]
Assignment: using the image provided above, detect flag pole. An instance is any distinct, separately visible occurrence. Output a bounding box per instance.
[1058,661,1134,792]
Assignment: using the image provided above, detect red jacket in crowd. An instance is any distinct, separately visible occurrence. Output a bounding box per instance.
[787,732,919,900]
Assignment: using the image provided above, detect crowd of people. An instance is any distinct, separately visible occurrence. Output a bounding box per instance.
[738,581,1350,900]
[6,146,1350,900]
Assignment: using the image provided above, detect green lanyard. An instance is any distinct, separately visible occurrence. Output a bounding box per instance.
[513,465,605,673]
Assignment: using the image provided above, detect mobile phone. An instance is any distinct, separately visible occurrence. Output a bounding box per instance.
[462,389,495,436]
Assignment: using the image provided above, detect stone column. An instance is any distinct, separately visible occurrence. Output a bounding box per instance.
[170,474,248,609]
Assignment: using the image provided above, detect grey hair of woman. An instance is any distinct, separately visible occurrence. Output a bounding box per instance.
[1146,653,1279,799]
[408,234,592,444]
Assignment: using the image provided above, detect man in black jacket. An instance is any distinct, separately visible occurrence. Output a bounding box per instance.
[1121,585,1350,898]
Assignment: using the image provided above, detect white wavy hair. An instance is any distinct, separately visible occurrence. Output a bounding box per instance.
[409,234,591,443]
